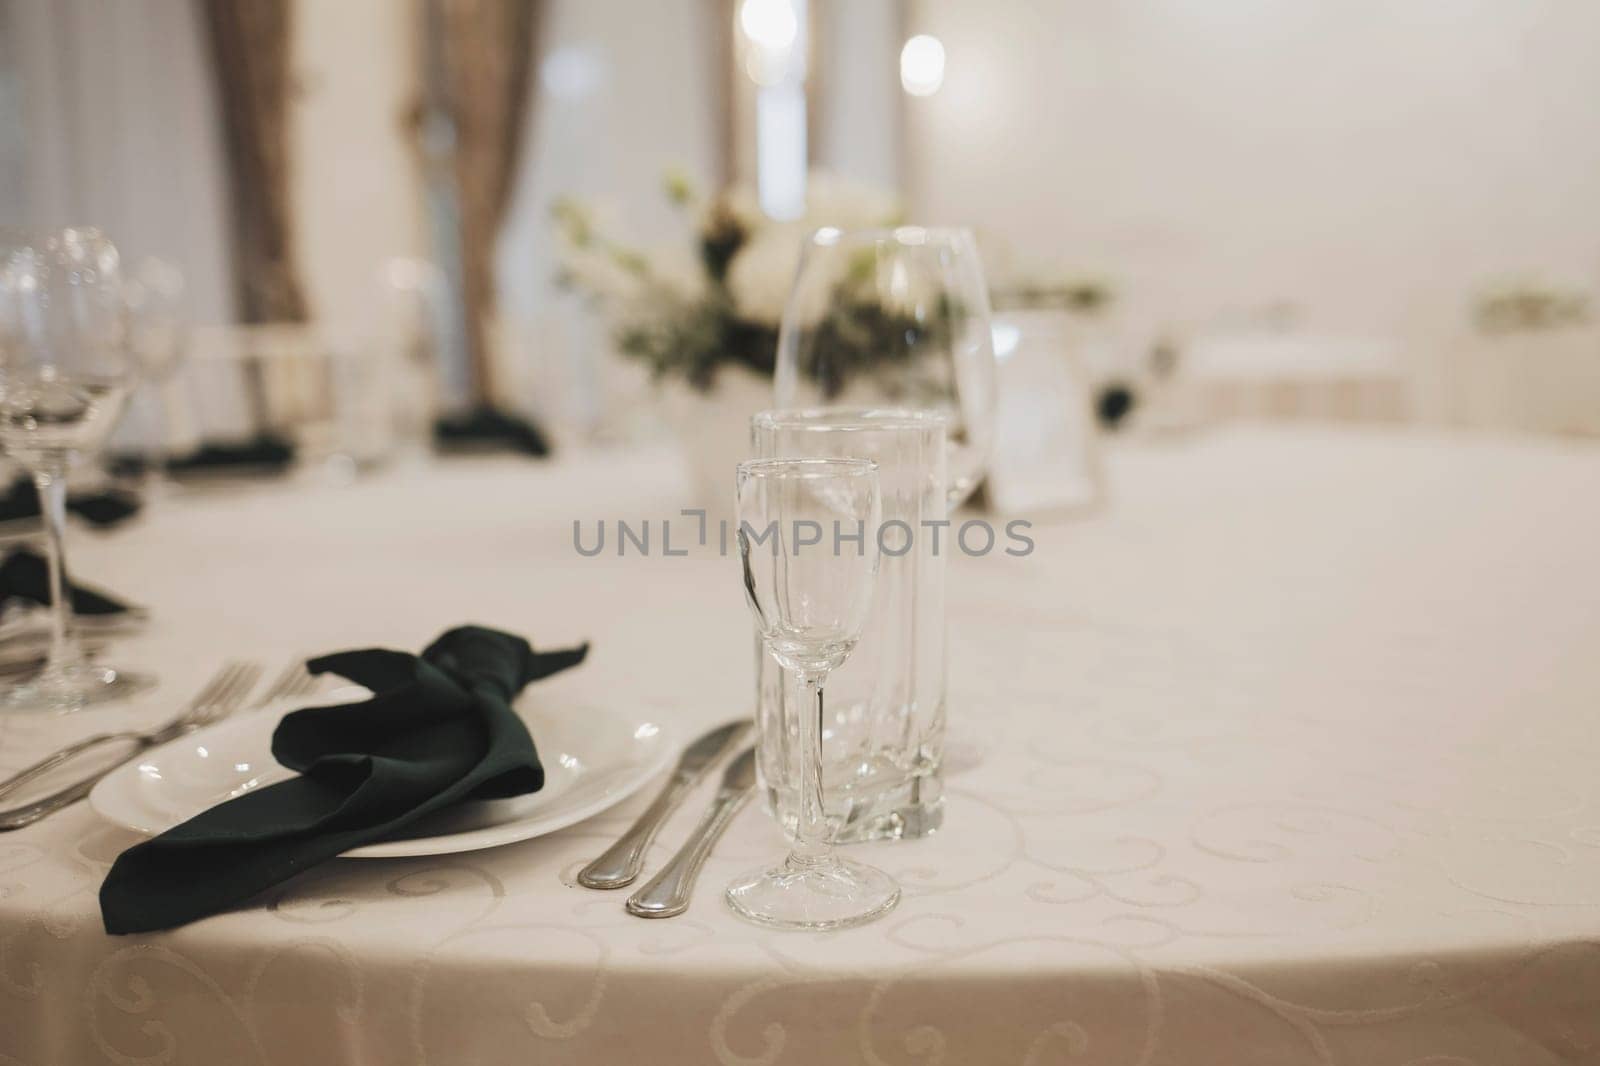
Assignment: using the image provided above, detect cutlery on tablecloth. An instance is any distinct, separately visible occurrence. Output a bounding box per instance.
[253,658,320,708]
[626,746,756,918]
[0,661,262,831]
[578,719,751,889]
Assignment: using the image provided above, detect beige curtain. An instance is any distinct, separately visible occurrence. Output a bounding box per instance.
[196,0,307,324]
[431,0,539,402]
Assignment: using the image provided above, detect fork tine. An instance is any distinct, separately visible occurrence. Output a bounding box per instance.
[0,663,262,804]
[286,667,320,700]
[219,662,263,710]
[187,664,248,721]
[184,662,246,715]
[255,659,321,708]
[195,663,262,726]
[256,660,305,706]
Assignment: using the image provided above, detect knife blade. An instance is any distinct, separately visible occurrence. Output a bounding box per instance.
[577,719,751,889]
[626,747,756,918]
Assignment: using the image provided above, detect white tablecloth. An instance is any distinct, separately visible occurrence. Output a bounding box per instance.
[3,427,1599,1065]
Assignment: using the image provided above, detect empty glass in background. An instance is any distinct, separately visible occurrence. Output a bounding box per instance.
[0,228,152,712]
[772,226,998,507]
[751,408,948,842]
[728,457,900,930]
[372,257,447,459]
[122,255,190,496]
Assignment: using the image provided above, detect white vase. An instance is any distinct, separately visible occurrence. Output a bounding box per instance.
[658,364,773,519]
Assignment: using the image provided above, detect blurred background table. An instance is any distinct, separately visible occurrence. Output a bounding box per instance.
[2,426,1598,1065]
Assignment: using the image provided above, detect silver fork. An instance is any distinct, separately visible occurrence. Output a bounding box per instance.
[252,659,319,708]
[0,661,262,831]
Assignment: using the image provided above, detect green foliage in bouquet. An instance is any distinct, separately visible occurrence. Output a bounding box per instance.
[1472,283,1590,335]
[553,171,939,396]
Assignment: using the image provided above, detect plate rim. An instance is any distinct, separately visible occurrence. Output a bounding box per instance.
[89,704,677,859]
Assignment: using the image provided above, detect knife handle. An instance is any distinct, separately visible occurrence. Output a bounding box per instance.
[0,768,108,832]
[626,789,750,918]
[577,774,698,889]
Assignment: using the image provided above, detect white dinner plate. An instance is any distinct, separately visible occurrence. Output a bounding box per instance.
[90,699,675,858]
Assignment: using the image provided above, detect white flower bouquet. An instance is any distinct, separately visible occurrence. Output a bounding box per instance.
[553,171,920,394]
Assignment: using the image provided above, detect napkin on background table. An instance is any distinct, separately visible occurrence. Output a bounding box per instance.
[0,476,142,529]
[0,548,132,618]
[99,625,587,934]
[433,407,551,457]
[164,434,298,475]
[109,434,299,480]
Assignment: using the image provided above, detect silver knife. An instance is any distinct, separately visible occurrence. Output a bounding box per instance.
[577,719,751,889]
[627,747,756,918]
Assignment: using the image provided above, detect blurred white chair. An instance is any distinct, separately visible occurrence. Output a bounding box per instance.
[1449,326,1600,438]
[185,323,390,468]
[187,323,329,435]
[1172,332,1411,425]
[491,304,661,450]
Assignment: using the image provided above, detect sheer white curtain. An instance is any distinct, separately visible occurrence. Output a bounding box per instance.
[0,0,242,445]
[0,0,233,323]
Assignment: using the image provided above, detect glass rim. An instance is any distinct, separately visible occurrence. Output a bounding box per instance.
[736,457,879,481]
[751,407,950,433]
[806,225,975,248]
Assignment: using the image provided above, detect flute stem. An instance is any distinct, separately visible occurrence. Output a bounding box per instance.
[789,670,831,865]
[33,469,83,682]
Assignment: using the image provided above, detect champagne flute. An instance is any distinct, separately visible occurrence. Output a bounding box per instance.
[0,228,151,712]
[122,256,190,495]
[726,457,900,930]
[772,227,997,507]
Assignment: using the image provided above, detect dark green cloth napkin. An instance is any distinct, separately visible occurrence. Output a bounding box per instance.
[100,625,587,934]
[0,476,142,528]
[434,407,550,458]
[0,548,130,618]
[110,435,297,480]
[168,434,297,474]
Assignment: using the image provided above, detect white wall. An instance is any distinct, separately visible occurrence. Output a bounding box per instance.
[904,0,1600,422]
[814,0,902,192]
[290,0,425,343]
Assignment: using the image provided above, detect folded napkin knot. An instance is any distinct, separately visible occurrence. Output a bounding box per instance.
[100,625,587,935]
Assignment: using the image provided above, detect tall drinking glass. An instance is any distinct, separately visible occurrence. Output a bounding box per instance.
[0,229,150,712]
[772,227,997,507]
[751,408,948,841]
[728,457,899,930]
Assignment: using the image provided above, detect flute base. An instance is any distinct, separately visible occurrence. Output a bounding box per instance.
[765,766,945,844]
[725,853,900,931]
[1,663,154,714]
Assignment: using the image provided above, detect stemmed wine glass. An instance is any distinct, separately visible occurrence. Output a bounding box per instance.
[122,256,190,495]
[772,227,997,507]
[0,228,151,712]
[727,457,900,929]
